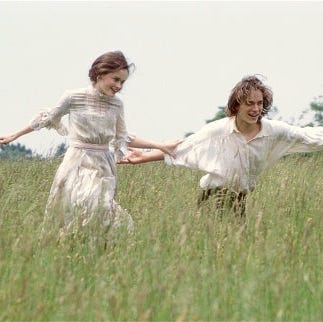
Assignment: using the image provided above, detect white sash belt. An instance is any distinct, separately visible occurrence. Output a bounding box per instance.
[70,140,109,151]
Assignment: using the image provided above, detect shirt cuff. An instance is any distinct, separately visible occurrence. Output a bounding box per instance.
[164,153,174,165]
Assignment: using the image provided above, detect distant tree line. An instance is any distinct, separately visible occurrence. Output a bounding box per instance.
[0,142,67,160]
[302,96,323,127]
[0,143,34,159]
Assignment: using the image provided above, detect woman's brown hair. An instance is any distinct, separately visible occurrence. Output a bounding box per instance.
[88,51,135,83]
[226,75,273,117]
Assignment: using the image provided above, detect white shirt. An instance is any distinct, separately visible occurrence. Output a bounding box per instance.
[165,117,323,193]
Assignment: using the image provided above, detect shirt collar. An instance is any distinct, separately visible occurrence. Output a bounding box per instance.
[229,116,271,138]
[257,118,271,137]
[228,116,239,133]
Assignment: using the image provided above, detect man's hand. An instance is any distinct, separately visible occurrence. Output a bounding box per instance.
[156,139,183,158]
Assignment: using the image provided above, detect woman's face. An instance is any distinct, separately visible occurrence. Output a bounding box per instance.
[95,69,129,97]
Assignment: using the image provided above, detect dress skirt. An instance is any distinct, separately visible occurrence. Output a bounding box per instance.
[42,146,134,235]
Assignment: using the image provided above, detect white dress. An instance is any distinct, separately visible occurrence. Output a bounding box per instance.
[31,85,134,233]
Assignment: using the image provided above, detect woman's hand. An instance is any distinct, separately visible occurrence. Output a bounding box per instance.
[118,148,144,164]
[0,134,17,145]
[0,126,33,146]
[118,148,165,164]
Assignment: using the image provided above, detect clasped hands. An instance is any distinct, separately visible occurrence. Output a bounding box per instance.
[119,139,183,164]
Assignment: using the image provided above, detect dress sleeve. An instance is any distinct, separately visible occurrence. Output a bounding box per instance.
[110,101,130,161]
[29,90,71,136]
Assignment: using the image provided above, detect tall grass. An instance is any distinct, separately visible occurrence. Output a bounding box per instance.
[0,154,322,321]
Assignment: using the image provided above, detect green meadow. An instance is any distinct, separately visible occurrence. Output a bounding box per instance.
[0,154,322,321]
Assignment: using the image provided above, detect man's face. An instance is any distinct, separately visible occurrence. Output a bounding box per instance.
[236,89,263,126]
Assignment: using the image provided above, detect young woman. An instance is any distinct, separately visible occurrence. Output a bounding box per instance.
[0,51,178,235]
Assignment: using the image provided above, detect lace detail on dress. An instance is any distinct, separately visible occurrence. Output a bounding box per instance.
[109,134,134,162]
[110,137,130,162]
[30,110,68,136]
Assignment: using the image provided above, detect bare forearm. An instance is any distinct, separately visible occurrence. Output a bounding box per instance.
[138,150,164,163]
[129,136,182,157]
[0,126,34,144]
[14,126,34,139]
[129,136,162,149]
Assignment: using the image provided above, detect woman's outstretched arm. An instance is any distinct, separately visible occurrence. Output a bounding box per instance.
[129,136,182,157]
[0,126,34,145]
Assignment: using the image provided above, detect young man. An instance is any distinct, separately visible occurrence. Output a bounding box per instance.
[121,75,323,216]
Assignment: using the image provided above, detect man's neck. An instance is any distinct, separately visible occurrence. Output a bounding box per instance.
[235,118,261,141]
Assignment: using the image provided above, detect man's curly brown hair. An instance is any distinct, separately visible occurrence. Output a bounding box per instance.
[226,75,273,117]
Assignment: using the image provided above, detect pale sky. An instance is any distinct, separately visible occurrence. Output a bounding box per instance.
[1,1,323,155]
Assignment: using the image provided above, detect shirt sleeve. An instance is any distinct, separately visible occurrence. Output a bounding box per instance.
[165,122,226,173]
[281,123,323,154]
[29,90,71,136]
